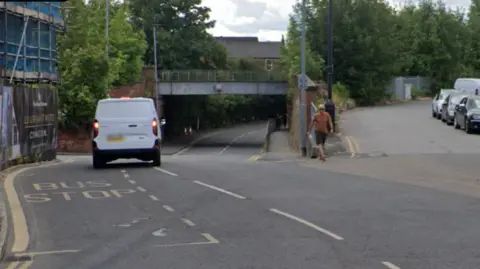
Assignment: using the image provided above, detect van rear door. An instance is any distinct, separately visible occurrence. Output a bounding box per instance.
[94,100,157,150]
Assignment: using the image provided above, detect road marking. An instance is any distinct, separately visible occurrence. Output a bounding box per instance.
[174,131,223,155]
[128,180,136,184]
[193,181,246,200]
[162,205,174,212]
[269,208,344,240]
[382,261,401,269]
[5,162,62,253]
[201,233,219,243]
[120,169,126,173]
[17,261,33,269]
[15,249,80,256]
[248,155,260,162]
[153,233,219,248]
[350,136,360,154]
[219,130,258,154]
[136,186,146,192]
[152,228,167,236]
[181,218,195,226]
[148,195,159,201]
[123,174,129,178]
[345,136,356,158]
[153,167,178,177]
[6,262,20,269]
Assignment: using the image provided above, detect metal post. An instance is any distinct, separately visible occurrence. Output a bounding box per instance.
[299,0,307,156]
[325,0,336,131]
[105,0,109,57]
[153,26,159,117]
[10,16,29,83]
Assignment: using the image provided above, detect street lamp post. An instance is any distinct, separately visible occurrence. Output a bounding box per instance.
[153,25,160,118]
[299,0,307,156]
[105,0,109,57]
[325,0,336,131]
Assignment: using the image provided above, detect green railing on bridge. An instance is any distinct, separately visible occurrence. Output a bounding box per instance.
[160,70,286,82]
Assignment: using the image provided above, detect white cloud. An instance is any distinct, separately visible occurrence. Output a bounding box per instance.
[204,0,472,42]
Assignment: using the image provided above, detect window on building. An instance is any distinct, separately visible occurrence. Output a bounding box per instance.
[265,59,273,71]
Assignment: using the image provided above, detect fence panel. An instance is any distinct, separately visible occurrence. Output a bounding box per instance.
[0,85,57,167]
[386,76,431,100]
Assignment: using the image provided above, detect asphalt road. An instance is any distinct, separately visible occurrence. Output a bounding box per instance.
[4,106,480,269]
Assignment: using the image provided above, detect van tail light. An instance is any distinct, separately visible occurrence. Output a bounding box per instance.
[93,120,99,138]
[152,118,158,136]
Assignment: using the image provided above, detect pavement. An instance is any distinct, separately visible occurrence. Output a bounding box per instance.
[3,103,480,268]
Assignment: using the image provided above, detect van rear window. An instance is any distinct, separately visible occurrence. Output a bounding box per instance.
[96,101,153,118]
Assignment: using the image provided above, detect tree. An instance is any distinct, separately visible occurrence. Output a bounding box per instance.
[280,15,325,102]
[57,0,146,129]
[128,0,227,70]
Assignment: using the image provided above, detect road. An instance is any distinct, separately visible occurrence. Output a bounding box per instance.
[3,105,480,269]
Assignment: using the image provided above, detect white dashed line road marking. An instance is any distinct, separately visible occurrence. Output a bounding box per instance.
[148,195,159,201]
[382,261,401,269]
[128,180,136,184]
[153,167,178,176]
[162,205,174,212]
[136,187,146,192]
[181,218,195,227]
[120,169,126,173]
[193,181,246,200]
[269,208,344,240]
[123,174,130,178]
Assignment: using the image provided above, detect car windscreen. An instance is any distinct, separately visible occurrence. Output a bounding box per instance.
[96,101,152,118]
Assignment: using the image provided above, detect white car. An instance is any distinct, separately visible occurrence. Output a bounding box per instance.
[432,89,455,119]
[91,97,165,168]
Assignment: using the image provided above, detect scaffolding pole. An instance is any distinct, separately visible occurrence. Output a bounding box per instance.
[10,16,29,83]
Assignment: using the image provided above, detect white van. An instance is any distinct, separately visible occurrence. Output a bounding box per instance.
[91,97,165,168]
[453,78,480,94]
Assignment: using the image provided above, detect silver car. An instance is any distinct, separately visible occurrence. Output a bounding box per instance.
[442,92,470,125]
[432,89,456,119]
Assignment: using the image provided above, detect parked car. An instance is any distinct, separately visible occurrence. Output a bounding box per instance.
[453,95,480,133]
[442,92,470,125]
[432,89,456,119]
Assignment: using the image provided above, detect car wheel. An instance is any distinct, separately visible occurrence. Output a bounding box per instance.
[454,115,460,129]
[93,155,105,169]
[465,119,472,134]
[437,113,442,119]
[432,111,436,118]
[152,151,161,166]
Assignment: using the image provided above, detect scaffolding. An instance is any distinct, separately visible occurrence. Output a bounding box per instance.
[0,2,63,84]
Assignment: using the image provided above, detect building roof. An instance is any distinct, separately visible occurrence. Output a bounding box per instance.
[215,36,282,59]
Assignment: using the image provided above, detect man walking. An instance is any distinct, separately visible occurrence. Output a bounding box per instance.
[307,104,333,161]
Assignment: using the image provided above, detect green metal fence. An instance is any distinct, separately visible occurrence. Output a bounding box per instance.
[160,70,286,82]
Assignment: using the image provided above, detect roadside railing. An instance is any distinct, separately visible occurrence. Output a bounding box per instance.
[160,70,286,82]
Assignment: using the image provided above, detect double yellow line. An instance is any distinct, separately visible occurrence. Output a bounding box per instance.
[6,261,33,269]
[248,155,261,162]
[345,136,360,158]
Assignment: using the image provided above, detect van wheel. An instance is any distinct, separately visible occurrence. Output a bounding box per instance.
[93,155,105,169]
[152,151,161,166]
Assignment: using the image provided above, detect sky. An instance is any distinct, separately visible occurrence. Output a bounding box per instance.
[202,0,471,42]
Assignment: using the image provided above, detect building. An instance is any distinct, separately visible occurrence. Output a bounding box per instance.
[215,36,283,72]
[0,2,63,84]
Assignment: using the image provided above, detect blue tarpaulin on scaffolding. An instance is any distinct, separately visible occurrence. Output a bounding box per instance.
[0,2,62,78]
